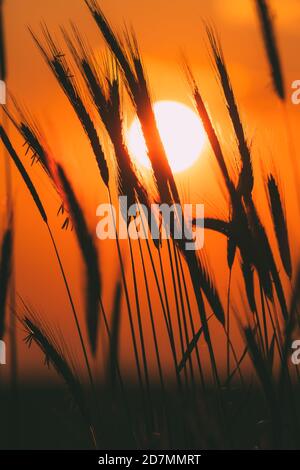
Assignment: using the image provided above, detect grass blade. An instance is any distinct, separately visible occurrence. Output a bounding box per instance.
[58,164,101,355]
[107,281,122,388]
[267,174,292,278]
[0,126,47,222]
[255,0,285,100]
[0,225,12,339]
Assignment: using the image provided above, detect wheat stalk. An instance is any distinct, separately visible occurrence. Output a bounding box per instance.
[30,26,109,188]
[21,311,97,446]
[267,174,292,278]
[57,164,101,356]
[0,223,12,339]
[255,0,285,100]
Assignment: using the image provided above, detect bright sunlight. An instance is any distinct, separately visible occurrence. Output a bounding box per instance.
[126,101,206,173]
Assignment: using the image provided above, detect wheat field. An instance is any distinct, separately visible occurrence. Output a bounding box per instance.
[0,0,300,450]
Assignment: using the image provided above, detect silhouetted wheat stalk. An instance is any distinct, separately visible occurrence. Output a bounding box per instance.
[21,310,97,446]
[57,164,101,356]
[30,25,109,189]
[85,3,228,397]
[0,2,20,445]
[255,0,300,212]
[190,28,290,368]
[28,28,151,415]
[1,0,300,450]
[267,173,292,279]
[0,222,12,340]
[0,126,94,388]
[255,0,285,100]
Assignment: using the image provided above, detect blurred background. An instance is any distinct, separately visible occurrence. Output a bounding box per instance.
[1,0,300,382]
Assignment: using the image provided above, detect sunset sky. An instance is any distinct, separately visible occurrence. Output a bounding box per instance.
[2,0,300,381]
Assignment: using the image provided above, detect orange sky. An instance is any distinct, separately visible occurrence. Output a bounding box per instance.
[1,0,300,382]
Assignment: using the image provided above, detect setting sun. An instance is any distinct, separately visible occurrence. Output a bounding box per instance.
[3,0,300,453]
[126,101,206,173]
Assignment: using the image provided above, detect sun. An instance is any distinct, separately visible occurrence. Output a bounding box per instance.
[126,100,206,173]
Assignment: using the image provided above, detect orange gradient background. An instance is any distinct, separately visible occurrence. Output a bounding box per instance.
[1,0,300,383]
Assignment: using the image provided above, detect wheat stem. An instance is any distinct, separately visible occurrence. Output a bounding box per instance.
[46,223,95,388]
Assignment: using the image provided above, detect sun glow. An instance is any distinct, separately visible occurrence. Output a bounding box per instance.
[126,100,206,173]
